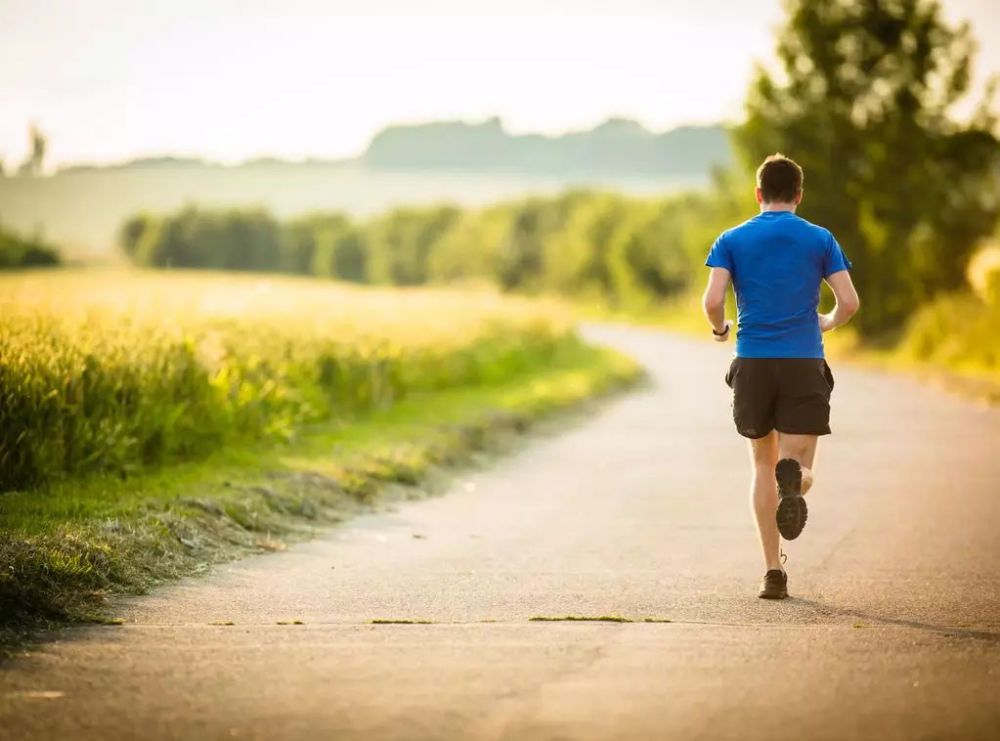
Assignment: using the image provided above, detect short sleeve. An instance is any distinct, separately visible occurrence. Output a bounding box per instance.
[822,232,852,277]
[706,232,733,272]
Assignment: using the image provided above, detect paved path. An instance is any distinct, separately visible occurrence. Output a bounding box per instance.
[3,325,999,740]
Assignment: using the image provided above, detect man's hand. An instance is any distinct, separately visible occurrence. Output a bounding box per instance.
[818,312,835,333]
[713,319,734,342]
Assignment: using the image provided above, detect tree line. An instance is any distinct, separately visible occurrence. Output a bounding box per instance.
[120,189,732,312]
[0,224,60,269]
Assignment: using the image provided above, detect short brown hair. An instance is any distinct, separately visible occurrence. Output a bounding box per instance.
[756,153,803,203]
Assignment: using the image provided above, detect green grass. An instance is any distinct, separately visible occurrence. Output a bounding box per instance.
[528,615,673,624]
[1,269,576,492]
[0,341,640,650]
[529,615,634,623]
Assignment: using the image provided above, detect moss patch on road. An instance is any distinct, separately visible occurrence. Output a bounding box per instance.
[0,341,640,653]
[530,615,634,623]
[529,615,673,624]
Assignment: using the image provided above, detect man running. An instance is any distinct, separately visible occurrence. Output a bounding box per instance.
[702,153,860,600]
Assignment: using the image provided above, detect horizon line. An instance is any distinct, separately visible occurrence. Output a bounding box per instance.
[3,115,735,173]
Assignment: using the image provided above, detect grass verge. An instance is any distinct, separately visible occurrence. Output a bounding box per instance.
[0,340,640,653]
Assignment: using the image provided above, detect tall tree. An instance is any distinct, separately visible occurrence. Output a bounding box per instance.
[735,0,999,334]
[17,124,47,177]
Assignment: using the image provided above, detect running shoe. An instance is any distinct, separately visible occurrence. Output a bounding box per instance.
[758,569,788,599]
[775,458,808,540]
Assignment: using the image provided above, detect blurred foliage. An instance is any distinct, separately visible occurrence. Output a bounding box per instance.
[0,270,573,492]
[122,189,735,314]
[289,213,365,280]
[0,223,60,269]
[365,206,461,285]
[736,0,1000,335]
[902,291,1000,373]
[966,242,1000,306]
[901,237,1000,373]
[121,207,281,271]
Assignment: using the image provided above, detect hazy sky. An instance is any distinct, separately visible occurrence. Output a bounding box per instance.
[2,0,997,166]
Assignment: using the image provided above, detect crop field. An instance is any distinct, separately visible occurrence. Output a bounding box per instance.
[0,269,575,493]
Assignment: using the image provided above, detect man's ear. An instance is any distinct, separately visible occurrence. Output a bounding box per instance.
[794,190,803,205]
[755,187,764,205]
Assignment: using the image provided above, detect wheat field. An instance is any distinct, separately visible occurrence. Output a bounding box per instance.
[0,269,574,491]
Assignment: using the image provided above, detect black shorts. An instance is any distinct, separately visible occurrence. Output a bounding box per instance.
[724,357,835,439]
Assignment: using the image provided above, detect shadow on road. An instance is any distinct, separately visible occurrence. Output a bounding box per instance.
[788,598,1000,642]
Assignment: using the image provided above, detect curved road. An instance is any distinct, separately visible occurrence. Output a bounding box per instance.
[3,325,999,740]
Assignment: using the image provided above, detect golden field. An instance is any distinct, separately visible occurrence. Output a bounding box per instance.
[0,269,573,491]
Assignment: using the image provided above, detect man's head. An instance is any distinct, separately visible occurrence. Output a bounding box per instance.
[755,153,803,208]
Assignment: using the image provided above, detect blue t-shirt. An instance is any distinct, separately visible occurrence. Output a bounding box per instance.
[705,211,851,358]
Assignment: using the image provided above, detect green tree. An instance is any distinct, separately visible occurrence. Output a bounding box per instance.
[495,199,549,291]
[298,214,367,282]
[426,206,508,284]
[0,224,60,268]
[366,206,461,285]
[119,214,157,259]
[129,207,281,270]
[17,124,47,177]
[735,0,1000,334]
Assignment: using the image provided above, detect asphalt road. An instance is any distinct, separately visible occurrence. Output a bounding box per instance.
[3,324,999,741]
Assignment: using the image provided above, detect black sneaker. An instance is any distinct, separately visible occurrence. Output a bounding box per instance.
[775,458,808,540]
[758,569,788,599]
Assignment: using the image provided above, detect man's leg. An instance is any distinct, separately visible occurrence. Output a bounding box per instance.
[748,430,782,570]
[777,433,818,494]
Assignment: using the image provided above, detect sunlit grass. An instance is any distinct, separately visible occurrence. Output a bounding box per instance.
[0,268,572,491]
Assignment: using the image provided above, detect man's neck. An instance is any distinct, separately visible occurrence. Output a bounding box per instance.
[760,202,797,213]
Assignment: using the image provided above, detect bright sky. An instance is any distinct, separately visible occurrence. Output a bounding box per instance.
[1,0,997,166]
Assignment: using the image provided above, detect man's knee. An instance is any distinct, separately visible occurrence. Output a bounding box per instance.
[778,432,817,463]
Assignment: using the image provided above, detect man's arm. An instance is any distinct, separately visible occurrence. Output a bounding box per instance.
[819,270,860,332]
[703,267,733,339]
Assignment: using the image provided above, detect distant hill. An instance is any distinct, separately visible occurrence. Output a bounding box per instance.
[46,118,732,178]
[363,117,733,176]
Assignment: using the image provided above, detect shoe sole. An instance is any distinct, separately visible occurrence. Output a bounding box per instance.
[775,458,807,540]
[758,590,788,600]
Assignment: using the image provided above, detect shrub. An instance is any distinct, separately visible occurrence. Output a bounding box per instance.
[0,225,60,269]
